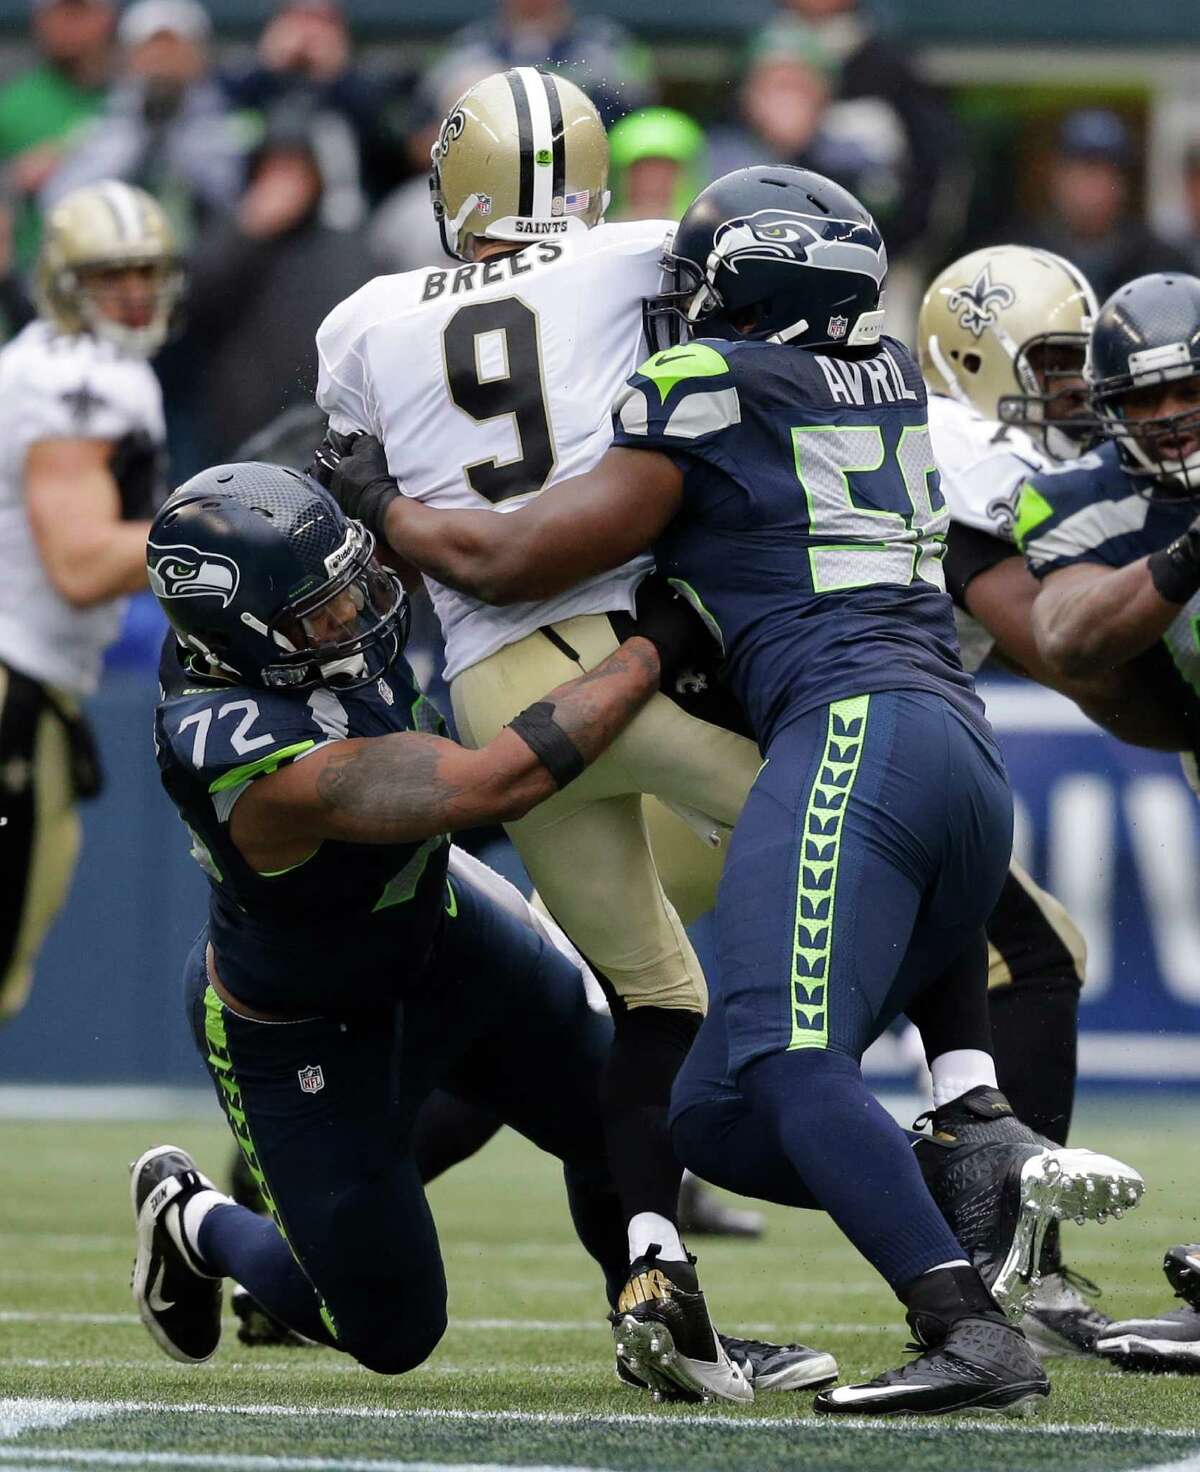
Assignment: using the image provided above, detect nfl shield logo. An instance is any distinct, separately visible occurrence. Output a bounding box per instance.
[827,315,849,340]
[298,1064,325,1095]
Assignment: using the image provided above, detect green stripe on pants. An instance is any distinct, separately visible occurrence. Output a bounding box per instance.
[203,983,339,1340]
[788,694,870,1050]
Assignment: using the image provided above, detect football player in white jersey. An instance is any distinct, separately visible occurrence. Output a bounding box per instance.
[918,244,1190,1358]
[0,180,178,1023]
[314,70,826,1404]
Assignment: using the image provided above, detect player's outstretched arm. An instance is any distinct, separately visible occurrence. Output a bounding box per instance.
[1031,558,1188,679]
[326,434,684,605]
[966,556,1193,749]
[228,637,662,872]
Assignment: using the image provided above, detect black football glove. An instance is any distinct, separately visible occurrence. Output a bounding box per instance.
[1149,513,1200,604]
[311,430,401,542]
[625,573,722,694]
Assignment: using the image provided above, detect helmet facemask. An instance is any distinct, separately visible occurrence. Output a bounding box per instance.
[263,528,410,691]
[642,247,715,353]
[997,331,1100,461]
[72,258,183,358]
[1092,355,1200,498]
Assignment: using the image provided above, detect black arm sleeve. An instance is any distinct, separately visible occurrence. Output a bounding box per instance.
[944,521,1019,609]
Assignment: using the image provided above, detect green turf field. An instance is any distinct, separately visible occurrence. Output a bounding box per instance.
[0,1096,1196,1472]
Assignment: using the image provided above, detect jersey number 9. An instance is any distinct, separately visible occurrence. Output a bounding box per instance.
[442,298,558,505]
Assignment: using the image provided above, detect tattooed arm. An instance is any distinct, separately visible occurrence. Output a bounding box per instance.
[227,638,661,873]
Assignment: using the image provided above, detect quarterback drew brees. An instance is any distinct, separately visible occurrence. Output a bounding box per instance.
[315,69,825,1403]
[0,180,177,1021]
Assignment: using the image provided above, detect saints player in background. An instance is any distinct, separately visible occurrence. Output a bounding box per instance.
[315,69,799,1403]
[917,246,1195,1359]
[339,164,1146,1417]
[1014,271,1200,1373]
[0,180,177,1023]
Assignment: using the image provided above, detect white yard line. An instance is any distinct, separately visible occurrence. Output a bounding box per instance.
[0,1403,110,1440]
[0,1312,895,1335]
[0,1399,1197,1441]
[0,1454,608,1472]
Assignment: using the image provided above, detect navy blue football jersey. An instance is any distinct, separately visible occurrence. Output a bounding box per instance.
[610,335,984,746]
[155,637,451,1013]
[1016,442,1200,729]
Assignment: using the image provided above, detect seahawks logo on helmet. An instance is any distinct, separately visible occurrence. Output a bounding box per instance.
[147,543,240,607]
[945,266,1016,339]
[709,209,887,285]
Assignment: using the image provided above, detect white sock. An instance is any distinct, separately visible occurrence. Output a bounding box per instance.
[929,1049,997,1109]
[628,1211,685,1264]
[923,1259,971,1275]
[175,1188,230,1276]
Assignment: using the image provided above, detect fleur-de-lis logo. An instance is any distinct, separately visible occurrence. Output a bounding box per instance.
[945,266,1016,338]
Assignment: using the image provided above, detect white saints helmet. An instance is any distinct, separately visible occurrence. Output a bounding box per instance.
[918,244,1098,458]
[37,180,182,357]
[430,67,610,261]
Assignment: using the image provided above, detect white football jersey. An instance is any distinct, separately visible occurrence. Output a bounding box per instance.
[316,220,670,681]
[0,321,165,694]
[928,393,1050,674]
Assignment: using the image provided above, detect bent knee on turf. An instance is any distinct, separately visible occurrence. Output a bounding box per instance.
[344,1308,448,1376]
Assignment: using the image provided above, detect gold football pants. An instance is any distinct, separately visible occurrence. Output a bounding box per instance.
[451,615,761,1013]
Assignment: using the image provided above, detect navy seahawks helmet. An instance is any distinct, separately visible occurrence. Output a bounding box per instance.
[643,165,888,353]
[147,462,409,690]
[1087,272,1200,494]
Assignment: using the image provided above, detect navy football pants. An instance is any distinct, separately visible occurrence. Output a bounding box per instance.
[187,874,625,1374]
[671,690,1013,1289]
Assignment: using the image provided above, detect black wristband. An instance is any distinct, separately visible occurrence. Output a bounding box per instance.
[1149,532,1200,605]
[507,701,586,789]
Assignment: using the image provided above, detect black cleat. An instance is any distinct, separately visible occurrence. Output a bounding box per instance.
[913,1087,1143,1318]
[1022,1267,1112,1359]
[610,1247,752,1403]
[676,1173,765,1240]
[231,1283,317,1348]
[815,1314,1049,1417]
[1096,1305,1200,1373]
[130,1145,224,1364]
[1165,1244,1200,1310]
[1095,1245,1200,1373]
[720,1333,838,1392]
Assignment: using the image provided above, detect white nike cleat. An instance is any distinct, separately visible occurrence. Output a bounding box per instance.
[130,1144,225,1364]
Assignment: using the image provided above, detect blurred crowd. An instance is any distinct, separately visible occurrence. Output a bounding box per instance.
[1,0,1198,481]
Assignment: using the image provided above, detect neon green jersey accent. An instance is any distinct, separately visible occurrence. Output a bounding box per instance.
[208,740,316,794]
[788,694,870,1051]
[1012,483,1055,551]
[445,878,458,918]
[637,342,730,404]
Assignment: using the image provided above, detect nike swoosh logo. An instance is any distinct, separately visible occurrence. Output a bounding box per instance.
[147,1260,174,1314]
[827,1384,932,1404]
